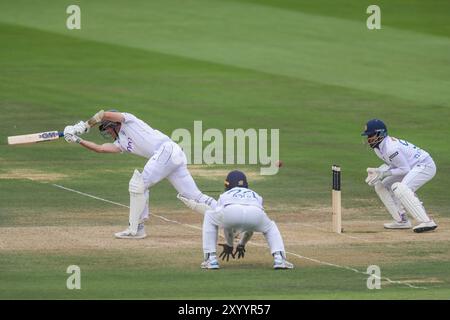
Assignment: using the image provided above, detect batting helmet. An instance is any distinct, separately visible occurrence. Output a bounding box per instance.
[99,109,121,139]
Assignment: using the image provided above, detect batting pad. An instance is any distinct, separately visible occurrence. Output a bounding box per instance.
[129,170,146,235]
[374,182,403,222]
[392,182,430,223]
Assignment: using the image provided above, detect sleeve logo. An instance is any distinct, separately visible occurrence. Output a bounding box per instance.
[389,151,399,161]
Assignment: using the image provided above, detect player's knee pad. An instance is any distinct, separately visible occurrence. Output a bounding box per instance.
[129,169,145,194]
[391,182,408,195]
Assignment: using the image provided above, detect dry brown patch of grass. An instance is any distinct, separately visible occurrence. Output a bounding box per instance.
[0,169,67,182]
[0,224,200,252]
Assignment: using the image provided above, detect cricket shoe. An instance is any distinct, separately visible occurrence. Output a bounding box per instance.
[114,223,147,239]
[384,220,412,229]
[413,220,437,233]
[201,255,220,270]
[273,252,294,270]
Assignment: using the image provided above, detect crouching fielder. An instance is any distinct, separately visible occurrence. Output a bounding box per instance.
[63,109,216,239]
[183,170,293,270]
[362,119,437,233]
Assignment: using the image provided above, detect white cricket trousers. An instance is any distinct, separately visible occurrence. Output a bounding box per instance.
[203,204,285,255]
[139,141,216,220]
[382,159,436,191]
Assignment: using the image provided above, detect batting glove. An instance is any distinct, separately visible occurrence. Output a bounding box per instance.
[64,125,75,136]
[73,121,89,135]
[64,132,82,144]
[218,244,235,261]
[235,244,246,259]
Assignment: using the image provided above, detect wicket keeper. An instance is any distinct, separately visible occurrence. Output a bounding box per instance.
[362,119,437,233]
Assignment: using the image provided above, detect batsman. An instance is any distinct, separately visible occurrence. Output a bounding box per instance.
[362,119,437,233]
[63,109,217,239]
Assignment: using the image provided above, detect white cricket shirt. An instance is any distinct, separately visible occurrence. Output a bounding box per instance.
[374,136,433,176]
[113,113,171,158]
[218,187,264,210]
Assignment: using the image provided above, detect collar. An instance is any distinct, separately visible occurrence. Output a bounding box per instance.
[375,136,388,150]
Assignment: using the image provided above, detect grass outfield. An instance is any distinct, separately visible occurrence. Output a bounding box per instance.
[0,0,449,299]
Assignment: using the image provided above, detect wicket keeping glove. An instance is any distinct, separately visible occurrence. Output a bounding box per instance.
[235,244,246,259]
[366,167,391,186]
[218,244,235,261]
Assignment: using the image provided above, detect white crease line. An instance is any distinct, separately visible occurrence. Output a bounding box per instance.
[51,183,427,290]
[247,241,424,289]
[53,184,129,208]
[52,184,202,231]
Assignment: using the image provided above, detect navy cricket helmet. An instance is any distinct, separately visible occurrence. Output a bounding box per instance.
[361,119,388,148]
[224,170,248,191]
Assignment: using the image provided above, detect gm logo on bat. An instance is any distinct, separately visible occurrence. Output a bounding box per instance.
[39,132,59,139]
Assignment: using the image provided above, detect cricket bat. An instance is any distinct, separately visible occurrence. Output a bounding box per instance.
[7,131,64,145]
[7,110,104,145]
